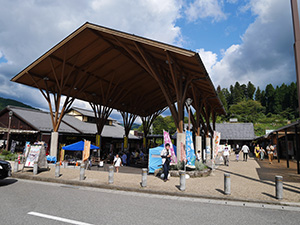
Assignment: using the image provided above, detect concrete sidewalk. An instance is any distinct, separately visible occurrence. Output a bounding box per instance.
[10,153,300,206]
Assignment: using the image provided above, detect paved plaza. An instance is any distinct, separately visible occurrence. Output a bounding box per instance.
[11,153,300,205]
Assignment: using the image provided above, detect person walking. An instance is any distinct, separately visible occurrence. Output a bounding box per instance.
[234,145,240,161]
[161,143,171,182]
[121,152,127,166]
[242,144,250,162]
[255,144,260,158]
[260,147,265,161]
[113,154,122,173]
[268,144,274,164]
[223,143,230,166]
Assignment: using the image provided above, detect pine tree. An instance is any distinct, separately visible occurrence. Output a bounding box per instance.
[247,81,256,100]
[255,87,261,102]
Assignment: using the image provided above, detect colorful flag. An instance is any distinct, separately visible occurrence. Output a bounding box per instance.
[83,140,91,162]
[186,130,196,166]
[213,131,221,159]
[180,142,186,162]
[163,130,177,164]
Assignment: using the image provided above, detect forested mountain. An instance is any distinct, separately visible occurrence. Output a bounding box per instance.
[217,82,299,136]
[0,96,35,111]
[137,82,298,137]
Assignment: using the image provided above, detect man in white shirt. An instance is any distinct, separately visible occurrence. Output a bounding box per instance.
[242,144,250,162]
[223,144,230,166]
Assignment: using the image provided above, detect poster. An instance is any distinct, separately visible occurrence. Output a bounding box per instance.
[186,130,196,166]
[163,130,177,164]
[25,145,42,167]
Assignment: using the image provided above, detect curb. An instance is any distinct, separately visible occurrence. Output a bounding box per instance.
[11,172,300,208]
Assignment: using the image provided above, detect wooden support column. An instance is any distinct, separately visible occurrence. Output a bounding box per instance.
[120,111,138,150]
[276,131,280,163]
[285,129,290,168]
[141,108,165,150]
[114,36,192,133]
[295,125,300,174]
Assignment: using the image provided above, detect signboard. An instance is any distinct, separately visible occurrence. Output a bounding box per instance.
[25,145,42,167]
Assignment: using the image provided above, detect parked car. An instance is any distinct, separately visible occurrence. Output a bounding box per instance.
[0,160,12,179]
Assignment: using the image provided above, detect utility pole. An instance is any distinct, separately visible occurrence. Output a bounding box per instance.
[291,0,300,118]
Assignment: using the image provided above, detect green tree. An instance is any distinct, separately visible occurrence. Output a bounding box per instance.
[255,86,261,102]
[229,100,265,123]
[247,81,256,100]
[217,85,228,111]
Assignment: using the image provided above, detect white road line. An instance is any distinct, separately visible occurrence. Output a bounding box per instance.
[28,212,93,225]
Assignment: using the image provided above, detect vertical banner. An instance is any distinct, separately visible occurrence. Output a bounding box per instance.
[213,131,221,159]
[96,134,101,147]
[163,130,177,164]
[124,136,128,149]
[186,130,196,166]
[59,144,65,161]
[24,141,31,158]
[83,140,91,162]
[96,134,101,158]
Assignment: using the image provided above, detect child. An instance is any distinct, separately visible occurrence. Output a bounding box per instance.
[234,147,240,161]
[113,154,122,173]
[260,147,265,161]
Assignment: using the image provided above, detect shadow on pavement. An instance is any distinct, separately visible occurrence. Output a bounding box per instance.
[217,167,300,195]
[215,188,225,195]
[0,178,18,187]
[262,192,277,200]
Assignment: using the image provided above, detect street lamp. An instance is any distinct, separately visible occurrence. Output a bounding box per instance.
[185,98,193,131]
[6,111,13,151]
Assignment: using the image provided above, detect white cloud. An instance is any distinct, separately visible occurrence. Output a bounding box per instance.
[196,48,218,74]
[185,0,227,22]
[0,0,183,112]
[203,0,296,89]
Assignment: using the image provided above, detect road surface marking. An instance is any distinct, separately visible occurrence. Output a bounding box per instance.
[28,212,93,225]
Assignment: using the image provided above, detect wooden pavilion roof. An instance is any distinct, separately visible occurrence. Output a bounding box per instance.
[11,22,225,117]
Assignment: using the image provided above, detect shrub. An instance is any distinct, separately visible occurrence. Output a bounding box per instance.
[195,161,207,171]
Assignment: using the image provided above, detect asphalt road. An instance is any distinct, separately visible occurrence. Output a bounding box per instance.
[1,178,300,225]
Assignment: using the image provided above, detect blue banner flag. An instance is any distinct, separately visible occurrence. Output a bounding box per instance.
[186,130,196,166]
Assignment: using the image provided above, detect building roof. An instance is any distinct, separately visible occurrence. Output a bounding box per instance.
[11,22,225,117]
[68,107,115,121]
[215,123,256,141]
[171,122,256,141]
[1,106,137,139]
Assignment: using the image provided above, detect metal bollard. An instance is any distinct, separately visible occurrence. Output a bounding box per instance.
[224,173,231,195]
[275,175,283,200]
[179,170,186,191]
[14,159,19,173]
[63,161,68,168]
[141,168,147,187]
[33,162,38,175]
[80,164,85,180]
[55,162,60,178]
[108,165,114,184]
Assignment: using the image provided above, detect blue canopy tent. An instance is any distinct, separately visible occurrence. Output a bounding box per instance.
[62,141,99,151]
[148,144,176,173]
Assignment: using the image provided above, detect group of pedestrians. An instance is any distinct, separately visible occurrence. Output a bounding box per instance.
[254,143,274,164]
[222,143,250,166]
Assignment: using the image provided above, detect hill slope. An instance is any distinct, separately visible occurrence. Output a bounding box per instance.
[0,96,35,111]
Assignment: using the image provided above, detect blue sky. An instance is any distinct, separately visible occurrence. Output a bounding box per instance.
[0,0,298,123]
